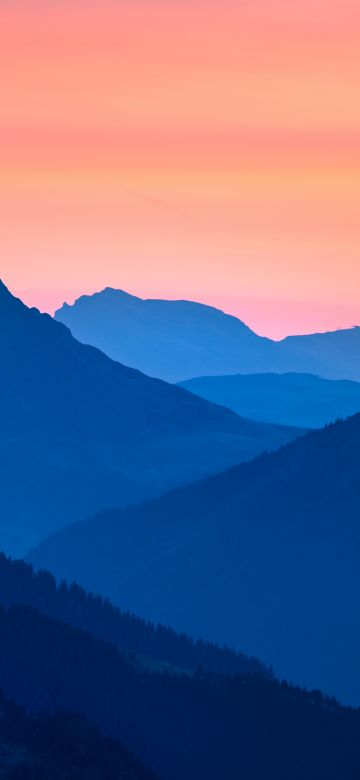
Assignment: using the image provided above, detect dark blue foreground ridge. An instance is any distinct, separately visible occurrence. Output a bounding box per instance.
[30,412,360,705]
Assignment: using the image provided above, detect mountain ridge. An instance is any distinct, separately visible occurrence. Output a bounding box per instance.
[2,601,360,780]
[0,280,300,555]
[55,287,276,382]
[55,287,360,382]
[0,690,155,780]
[179,371,360,428]
[0,552,271,680]
[29,412,360,704]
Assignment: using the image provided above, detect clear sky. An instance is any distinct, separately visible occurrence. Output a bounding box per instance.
[1,0,359,338]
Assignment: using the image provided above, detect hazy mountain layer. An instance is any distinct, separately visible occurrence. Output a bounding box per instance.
[56,287,360,381]
[180,372,360,428]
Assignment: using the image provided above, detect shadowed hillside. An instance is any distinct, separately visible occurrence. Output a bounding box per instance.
[2,604,360,780]
[0,553,271,680]
[30,413,360,704]
[0,691,156,780]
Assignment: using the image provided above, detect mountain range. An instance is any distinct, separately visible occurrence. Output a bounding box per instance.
[2,275,360,774]
[180,372,360,428]
[0,280,299,555]
[2,554,360,780]
[55,287,360,382]
[29,412,360,704]
[0,553,270,680]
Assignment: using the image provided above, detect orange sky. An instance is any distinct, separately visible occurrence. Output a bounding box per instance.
[1,0,359,337]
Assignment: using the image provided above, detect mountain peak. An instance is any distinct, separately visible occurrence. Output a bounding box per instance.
[55,288,265,382]
[102,287,141,299]
[0,281,300,561]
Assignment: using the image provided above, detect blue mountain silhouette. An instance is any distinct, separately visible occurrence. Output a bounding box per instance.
[30,412,360,705]
[0,280,299,554]
[180,372,360,428]
[56,287,360,381]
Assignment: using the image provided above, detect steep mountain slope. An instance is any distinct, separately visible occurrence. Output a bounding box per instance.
[2,604,360,780]
[0,280,299,555]
[0,554,270,679]
[0,691,156,780]
[55,287,360,381]
[30,414,360,704]
[180,372,360,428]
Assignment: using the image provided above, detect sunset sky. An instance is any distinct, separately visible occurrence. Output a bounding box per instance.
[1,0,359,338]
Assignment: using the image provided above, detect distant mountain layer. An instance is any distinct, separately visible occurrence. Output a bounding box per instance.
[56,287,360,381]
[30,413,360,705]
[180,372,360,428]
[2,603,360,780]
[0,280,299,555]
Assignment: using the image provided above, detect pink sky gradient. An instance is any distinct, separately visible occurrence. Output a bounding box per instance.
[1,0,359,338]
